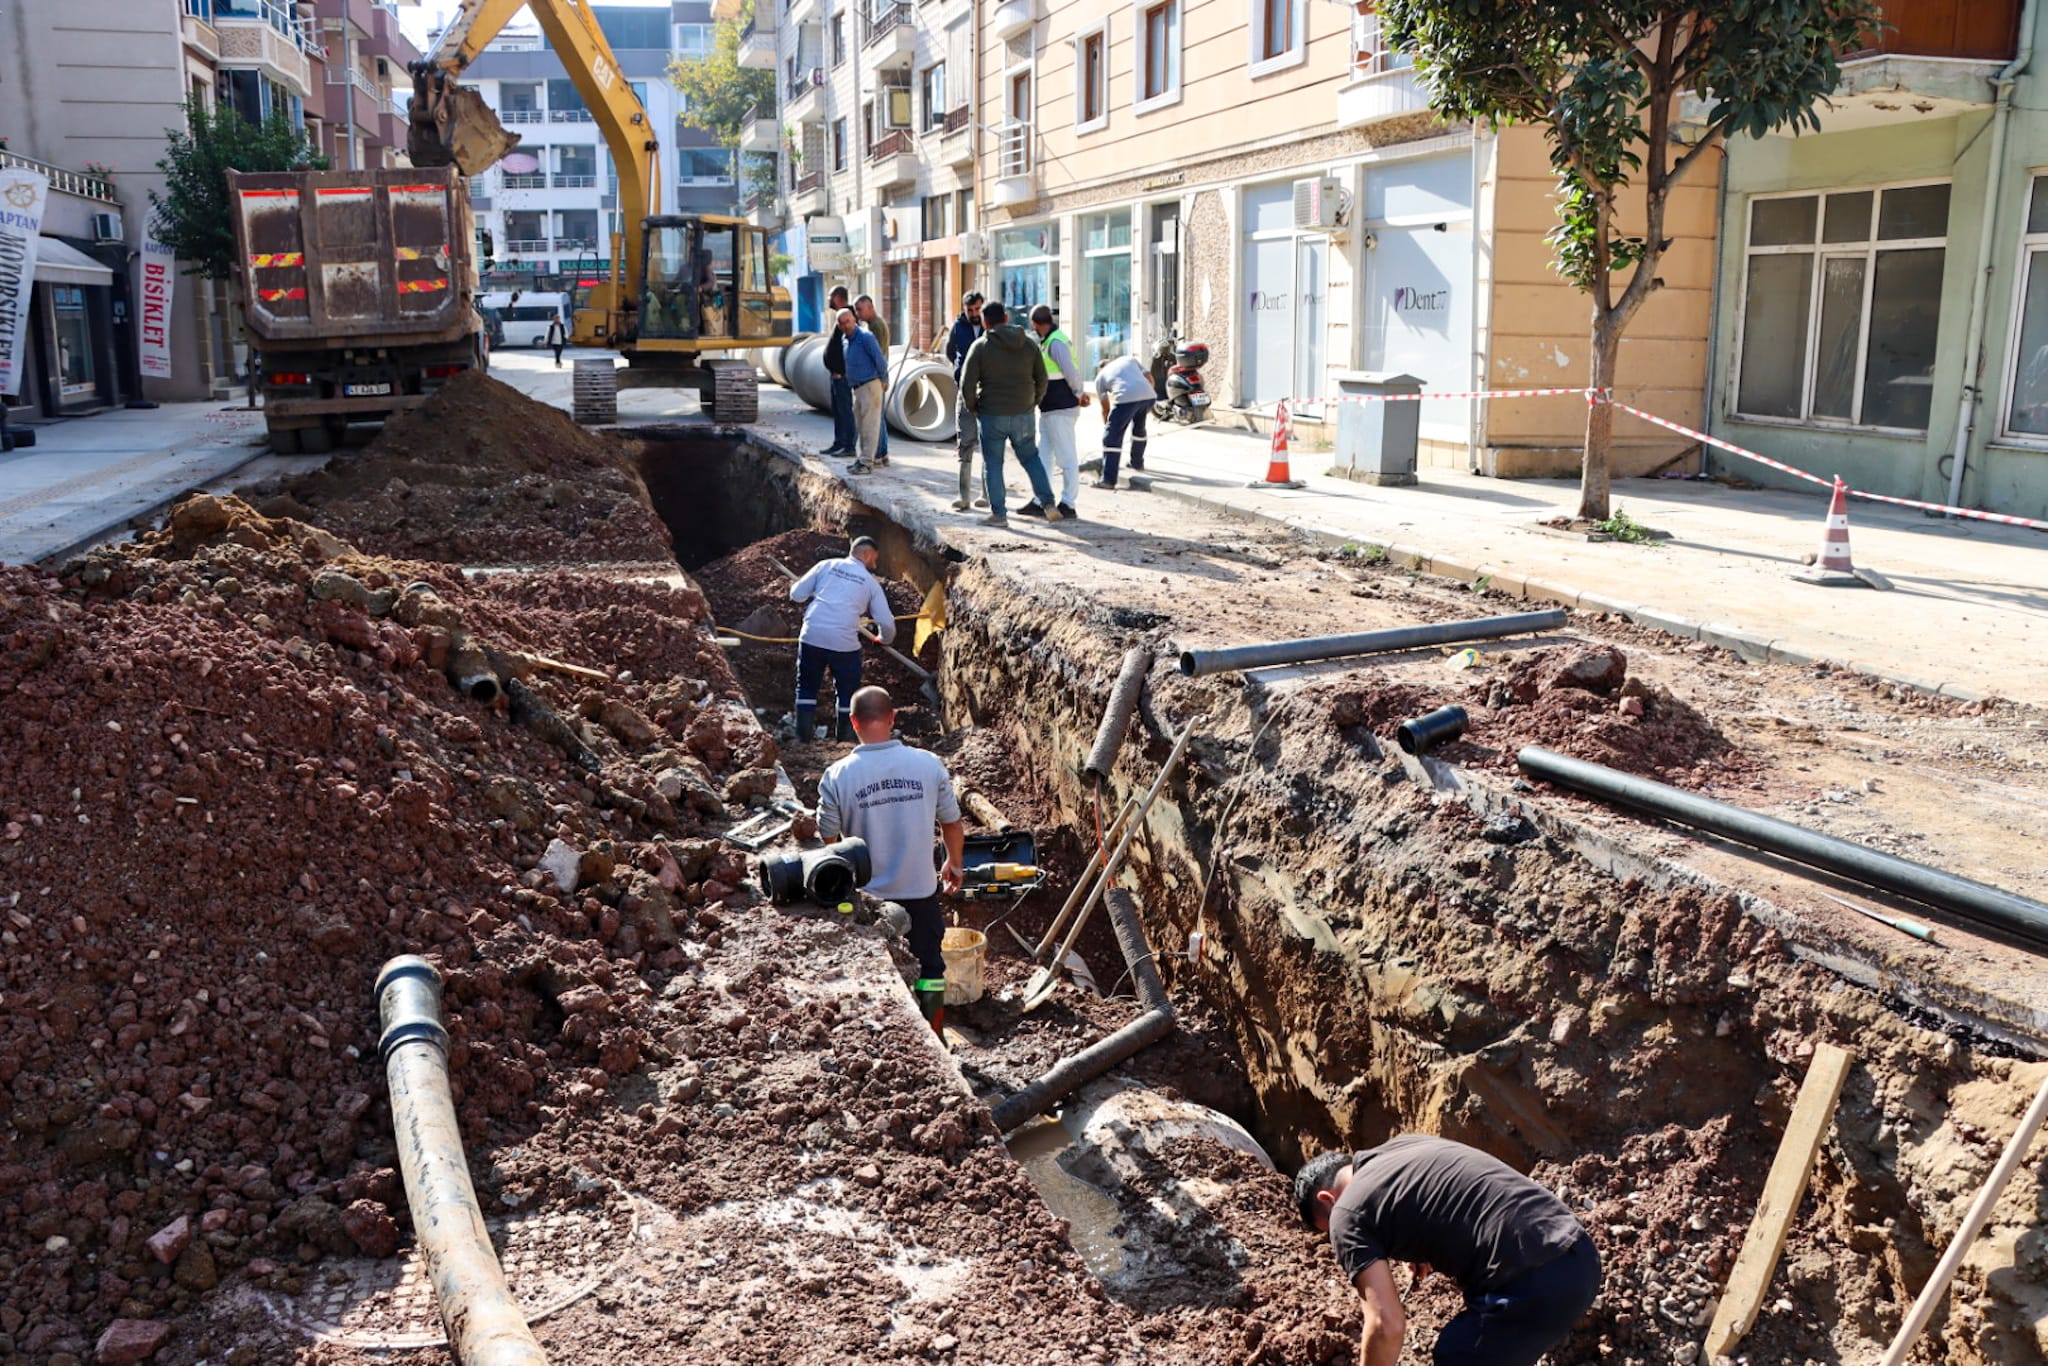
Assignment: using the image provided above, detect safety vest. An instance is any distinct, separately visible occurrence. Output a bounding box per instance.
[1038,327,1081,412]
[1039,328,1074,377]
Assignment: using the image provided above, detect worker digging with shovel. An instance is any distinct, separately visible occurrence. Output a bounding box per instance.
[788,535,896,742]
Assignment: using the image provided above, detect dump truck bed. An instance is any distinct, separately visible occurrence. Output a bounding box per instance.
[229,167,477,350]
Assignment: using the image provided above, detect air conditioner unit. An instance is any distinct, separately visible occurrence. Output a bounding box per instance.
[91,211,124,244]
[957,230,988,264]
[1292,176,1344,232]
[884,88,913,129]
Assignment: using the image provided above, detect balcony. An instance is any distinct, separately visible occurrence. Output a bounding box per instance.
[503,172,549,189]
[863,3,916,68]
[501,108,546,124]
[553,174,598,189]
[740,105,778,152]
[867,129,918,188]
[990,121,1038,209]
[991,0,1039,42]
[739,13,776,69]
[0,150,118,204]
[214,0,314,97]
[744,191,783,231]
[1337,15,1430,129]
[939,103,974,166]
[792,169,827,218]
[505,239,551,254]
[787,66,826,121]
[550,108,595,123]
[1851,0,2020,61]
[181,2,220,62]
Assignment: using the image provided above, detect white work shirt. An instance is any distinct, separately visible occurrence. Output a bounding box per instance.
[790,555,896,653]
[1095,354,1157,406]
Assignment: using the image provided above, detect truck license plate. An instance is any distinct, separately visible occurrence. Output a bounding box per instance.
[344,382,392,397]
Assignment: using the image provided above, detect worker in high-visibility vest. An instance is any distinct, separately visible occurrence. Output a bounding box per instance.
[1031,305,1084,521]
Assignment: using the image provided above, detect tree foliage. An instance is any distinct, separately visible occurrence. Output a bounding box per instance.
[149,98,326,281]
[1380,0,1880,517]
[668,1,776,149]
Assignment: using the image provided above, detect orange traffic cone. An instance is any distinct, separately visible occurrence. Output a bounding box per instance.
[1794,476,1890,589]
[1250,401,1307,489]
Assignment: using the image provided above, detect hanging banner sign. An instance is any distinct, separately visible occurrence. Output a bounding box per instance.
[139,231,177,380]
[0,165,50,398]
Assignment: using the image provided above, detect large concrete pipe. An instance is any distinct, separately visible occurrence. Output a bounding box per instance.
[783,335,833,410]
[761,335,804,389]
[884,357,958,442]
[376,957,551,1366]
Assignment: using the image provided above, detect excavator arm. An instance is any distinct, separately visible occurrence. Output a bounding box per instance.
[410,0,661,329]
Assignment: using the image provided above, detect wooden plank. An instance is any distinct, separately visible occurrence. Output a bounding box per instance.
[1701,1043,1856,1362]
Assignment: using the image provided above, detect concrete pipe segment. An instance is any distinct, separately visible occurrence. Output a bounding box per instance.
[376,956,551,1366]
[783,335,834,410]
[760,335,803,390]
[884,357,958,442]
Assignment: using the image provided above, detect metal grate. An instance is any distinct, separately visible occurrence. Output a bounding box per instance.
[261,1189,640,1348]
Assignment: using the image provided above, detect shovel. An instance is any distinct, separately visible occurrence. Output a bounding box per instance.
[1021,719,1200,1013]
[768,555,942,710]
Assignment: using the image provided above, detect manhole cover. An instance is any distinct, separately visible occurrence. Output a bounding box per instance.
[261,1187,641,1348]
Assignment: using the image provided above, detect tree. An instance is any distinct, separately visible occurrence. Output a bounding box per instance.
[1382,0,1880,519]
[149,98,326,281]
[668,2,776,151]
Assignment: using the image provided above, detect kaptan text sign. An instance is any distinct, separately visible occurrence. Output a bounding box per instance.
[0,166,50,398]
[139,232,177,379]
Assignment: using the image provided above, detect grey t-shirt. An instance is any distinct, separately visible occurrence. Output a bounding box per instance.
[1328,1136,1585,1292]
[815,740,961,901]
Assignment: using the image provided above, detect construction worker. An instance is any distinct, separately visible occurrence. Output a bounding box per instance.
[1094,353,1156,489]
[1030,305,1083,520]
[788,533,895,741]
[815,686,966,1029]
[959,301,1063,527]
[1294,1137,1600,1366]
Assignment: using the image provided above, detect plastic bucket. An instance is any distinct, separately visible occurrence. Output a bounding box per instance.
[941,926,986,1005]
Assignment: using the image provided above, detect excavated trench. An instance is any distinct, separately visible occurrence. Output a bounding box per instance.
[632,431,2048,1365]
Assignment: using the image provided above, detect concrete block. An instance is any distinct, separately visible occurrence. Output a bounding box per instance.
[1936,681,1990,704]
[1627,607,1703,641]
[1576,593,1642,619]
[1385,543,1429,572]
[1696,621,1771,662]
[1521,578,1582,609]
[1765,641,1814,667]
[1472,565,1528,599]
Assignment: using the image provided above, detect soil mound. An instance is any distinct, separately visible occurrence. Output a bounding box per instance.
[691,527,940,739]
[0,498,766,1358]
[256,370,673,566]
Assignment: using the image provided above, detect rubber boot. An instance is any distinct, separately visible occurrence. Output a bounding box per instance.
[915,978,946,1036]
[833,710,853,743]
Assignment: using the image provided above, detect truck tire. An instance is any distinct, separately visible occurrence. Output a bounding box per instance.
[704,358,758,424]
[267,423,303,456]
[299,423,335,455]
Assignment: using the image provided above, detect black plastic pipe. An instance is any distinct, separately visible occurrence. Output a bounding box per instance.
[991,887,1174,1132]
[1517,746,2048,950]
[1397,705,1470,755]
[1083,648,1152,782]
[1178,609,1568,677]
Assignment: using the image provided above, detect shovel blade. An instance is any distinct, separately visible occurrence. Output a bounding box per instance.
[1020,966,1061,1013]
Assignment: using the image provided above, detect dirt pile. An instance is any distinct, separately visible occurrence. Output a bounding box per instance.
[690,527,940,740]
[254,370,673,566]
[0,495,767,1360]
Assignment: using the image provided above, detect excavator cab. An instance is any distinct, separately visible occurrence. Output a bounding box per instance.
[635,216,781,346]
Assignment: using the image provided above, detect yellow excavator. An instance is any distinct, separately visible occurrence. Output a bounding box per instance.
[409,0,791,421]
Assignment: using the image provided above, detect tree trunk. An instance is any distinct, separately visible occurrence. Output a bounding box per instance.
[1579,313,1619,521]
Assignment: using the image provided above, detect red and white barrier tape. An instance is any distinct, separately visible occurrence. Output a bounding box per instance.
[1295,385,1605,405]
[1608,401,2048,531]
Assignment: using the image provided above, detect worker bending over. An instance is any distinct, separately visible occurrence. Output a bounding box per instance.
[789,535,895,742]
[1295,1136,1600,1365]
[815,686,966,1029]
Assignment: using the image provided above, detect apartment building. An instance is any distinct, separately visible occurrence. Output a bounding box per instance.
[1705,0,2048,517]
[305,0,422,172]
[462,5,734,290]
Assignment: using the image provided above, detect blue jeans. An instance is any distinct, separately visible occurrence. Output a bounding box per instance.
[976,411,1058,517]
[1101,400,1149,484]
[1434,1233,1600,1366]
[795,642,862,737]
[829,375,857,451]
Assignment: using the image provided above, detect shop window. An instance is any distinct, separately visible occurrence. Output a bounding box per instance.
[2004,175,2048,438]
[1734,183,1949,432]
[1135,0,1181,113]
[1250,0,1307,76]
[1075,23,1108,132]
[51,286,97,401]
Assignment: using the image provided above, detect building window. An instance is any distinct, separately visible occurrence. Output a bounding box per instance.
[1080,211,1134,374]
[831,14,847,66]
[957,188,975,233]
[920,63,946,130]
[1075,23,1107,131]
[1251,0,1306,74]
[1136,0,1181,113]
[832,118,848,171]
[923,193,951,240]
[2005,176,2048,439]
[673,22,713,55]
[1734,183,1950,432]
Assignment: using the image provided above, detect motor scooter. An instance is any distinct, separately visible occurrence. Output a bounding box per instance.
[1150,334,1212,423]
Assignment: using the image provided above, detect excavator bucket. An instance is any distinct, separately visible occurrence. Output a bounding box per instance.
[408,76,522,177]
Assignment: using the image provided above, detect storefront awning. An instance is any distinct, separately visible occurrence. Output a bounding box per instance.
[33,238,115,287]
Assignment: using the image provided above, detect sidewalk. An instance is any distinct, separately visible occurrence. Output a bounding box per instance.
[450,349,2048,708]
[0,401,269,564]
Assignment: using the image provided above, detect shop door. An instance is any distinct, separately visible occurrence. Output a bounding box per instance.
[1360,151,1474,444]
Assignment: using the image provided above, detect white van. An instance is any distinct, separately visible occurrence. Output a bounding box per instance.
[480,291,570,348]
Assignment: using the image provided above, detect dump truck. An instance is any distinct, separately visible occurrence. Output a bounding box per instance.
[229,166,485,454]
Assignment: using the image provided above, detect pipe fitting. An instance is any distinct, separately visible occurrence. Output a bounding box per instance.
[1396,705,1469,755]
[376,955,449,1064]
[757,837,873,905]
[447,637,501,703]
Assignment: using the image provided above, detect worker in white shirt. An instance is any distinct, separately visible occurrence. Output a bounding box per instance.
[789,535,896,741]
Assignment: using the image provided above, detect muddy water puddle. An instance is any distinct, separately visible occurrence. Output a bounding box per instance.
[1004,1116,1129,1278]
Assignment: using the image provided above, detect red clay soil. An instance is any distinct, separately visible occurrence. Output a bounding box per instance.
[253,370,673,566]
[0,496,767,1362]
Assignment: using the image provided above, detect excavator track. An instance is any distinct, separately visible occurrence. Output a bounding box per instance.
[704,359,759,424]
